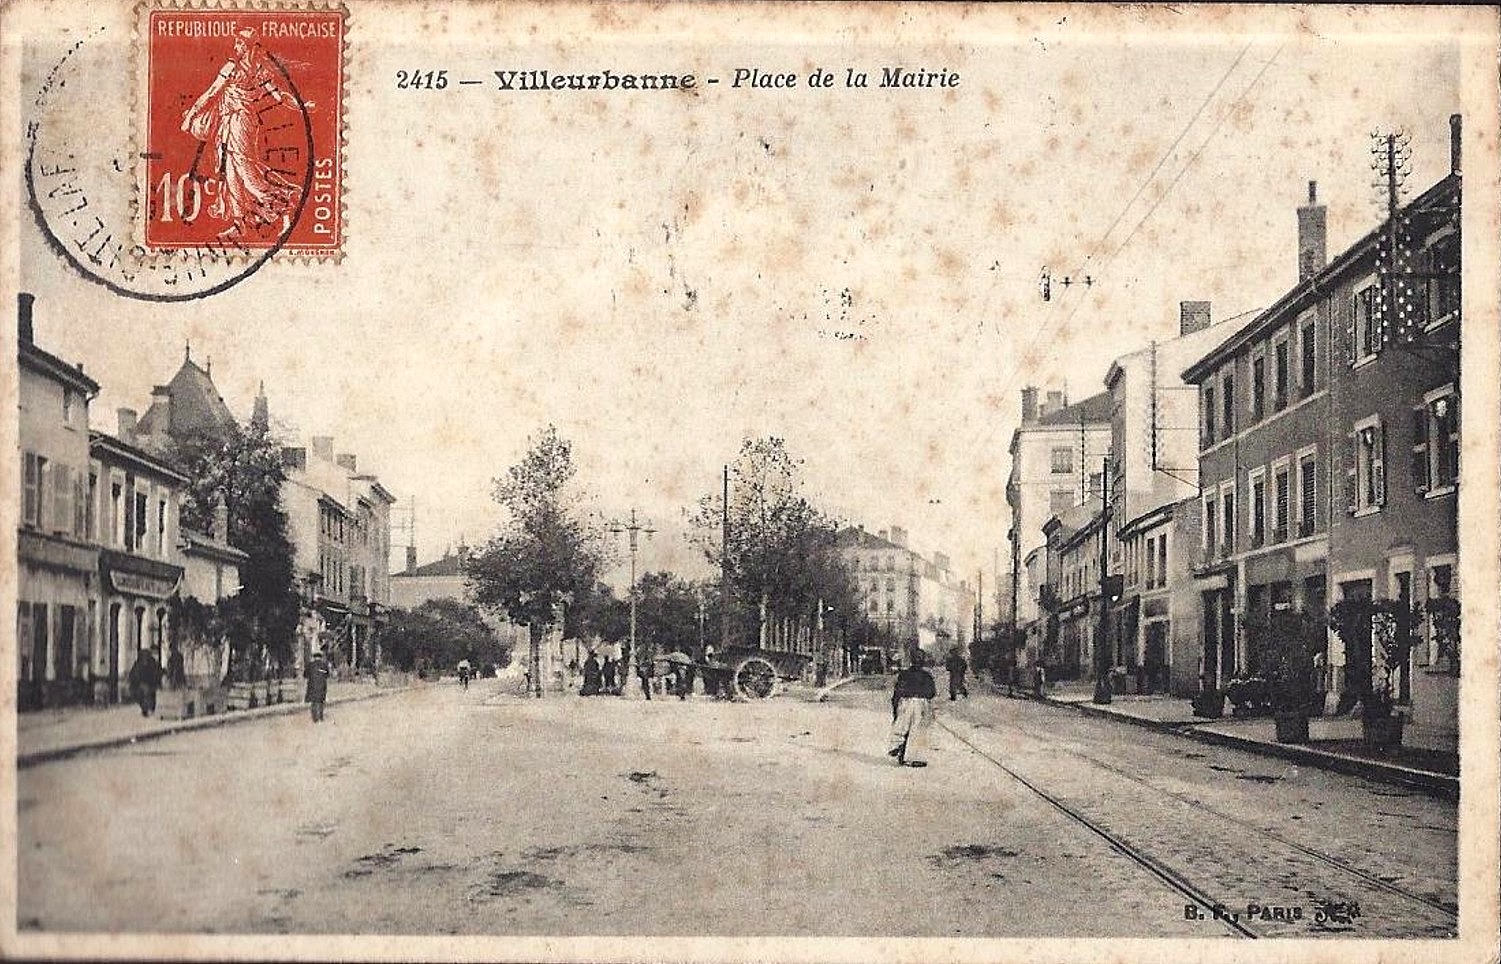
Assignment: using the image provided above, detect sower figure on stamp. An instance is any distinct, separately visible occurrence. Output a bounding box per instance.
[180,29,312,237]
[888,650,937,767]
[305,648,330,723]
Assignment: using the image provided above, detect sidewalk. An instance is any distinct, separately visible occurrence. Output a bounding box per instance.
[1014,679,1459,800]
[17,679,418,768]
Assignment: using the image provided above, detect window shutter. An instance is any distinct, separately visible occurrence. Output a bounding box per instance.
[1344,432,1358,514]
[23,453,38,526]
[1373,420,1387,507]
[1345,293,1357,365]
[1411,405,1430,493]
[74,475,85,538]
[38,461,51,531]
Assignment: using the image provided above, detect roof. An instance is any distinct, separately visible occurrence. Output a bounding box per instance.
[835,526,905,552]
[181,528,249,563]
[89,431,189,484]
[1183,173,1459,382]
[20,341,100,396]
[393,550,469,579]
[135,355,238,440]
[1030,390,1112,427]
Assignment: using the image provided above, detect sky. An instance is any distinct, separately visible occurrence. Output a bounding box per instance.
[16,3,1476,600]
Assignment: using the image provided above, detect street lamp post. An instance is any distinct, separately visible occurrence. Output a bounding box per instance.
[608,509,655,682]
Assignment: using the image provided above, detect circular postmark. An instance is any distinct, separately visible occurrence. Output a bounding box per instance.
[25,29,315,302]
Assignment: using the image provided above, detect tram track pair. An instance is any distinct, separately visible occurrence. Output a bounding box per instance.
[933,714,1458,939]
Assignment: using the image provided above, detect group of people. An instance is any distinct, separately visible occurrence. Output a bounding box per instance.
[577,651,625,696]
[577,647,732,701]
[124,644,333,724]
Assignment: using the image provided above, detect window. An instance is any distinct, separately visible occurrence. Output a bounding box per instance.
[1144,535,1156,588]
[1049,489,1074,515]
[1222,371,1235,438]
[1297,450,1317,537]
[1221,487,1235,555]
[1273,337,1289,411]
[1203,495,1217,555]
[111,478,125,548]
[157,498,168,557]
[53,464,73,536]
[1250,351,1266,422]
[1247,468,1266,548]
[86,468,98,542]
[886,578,895,593]
[1087,472,1103,499]
[133,489,149,552]
[1203,384,1217,447]
[1412,390,1459,494]
[22,452,40,527]
[1299,316,1317,397]
[1422,234,1460,325]
[885,598,893,613]
[1351,419,1386,513]
[1050,447,1073,474]
[1353,284,1380,360]
[1158,533,1168,588]
[1272,463,1290,542]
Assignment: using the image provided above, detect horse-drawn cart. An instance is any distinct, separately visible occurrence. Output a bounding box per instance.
[660,646,813,700]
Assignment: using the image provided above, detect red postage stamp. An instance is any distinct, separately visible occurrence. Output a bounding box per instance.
[143,6,345,254]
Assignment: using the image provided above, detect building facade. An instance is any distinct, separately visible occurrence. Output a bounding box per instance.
[17,294,102,710]
[838,525,975,661]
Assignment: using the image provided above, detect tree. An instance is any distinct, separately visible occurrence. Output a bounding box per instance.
[465,426,608,697]
[382,599,512,674]
[690,437,856,648]
[167,420,299,681]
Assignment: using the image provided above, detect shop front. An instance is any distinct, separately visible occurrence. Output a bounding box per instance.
[100,549,183,703]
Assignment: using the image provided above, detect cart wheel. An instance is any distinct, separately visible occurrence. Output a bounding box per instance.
[733,656,779,700]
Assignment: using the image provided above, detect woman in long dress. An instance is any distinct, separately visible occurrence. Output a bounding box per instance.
[888,650,937,767]
[180,30,310,236]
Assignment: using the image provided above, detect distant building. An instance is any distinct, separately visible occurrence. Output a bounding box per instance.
[17,294,101,710]
[389,544,527,668]
[1006,388,1112,642]
[1042,498,1103,679]
[837,525,976,661]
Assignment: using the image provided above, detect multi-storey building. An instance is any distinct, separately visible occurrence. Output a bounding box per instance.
[1184,181,1336,692]
[1043,498,1104,679]
[1005,388,1111,652]
[17,294,101,710]
[90,423,188,703]
[1105,301,1259,687]
[838,525,975,661]
[1184,118,1462,752]
[1116,496,1201,695]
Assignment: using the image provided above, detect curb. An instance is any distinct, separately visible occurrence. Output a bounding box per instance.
[17,684,418,769]
[1034,692,1458,801]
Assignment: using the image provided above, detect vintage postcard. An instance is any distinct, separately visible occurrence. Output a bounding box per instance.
[3,2,1499,962]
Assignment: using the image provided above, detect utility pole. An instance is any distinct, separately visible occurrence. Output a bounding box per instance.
[608,509,655,681]
[721,465,731,651]
[1093,455,1114,705]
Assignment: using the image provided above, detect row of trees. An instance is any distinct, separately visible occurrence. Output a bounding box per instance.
[462,426,882,693]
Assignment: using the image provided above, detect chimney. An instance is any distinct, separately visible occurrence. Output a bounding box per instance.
[878,528,889,542]
[1297,180,1327,282]
[1450,114,1462,176]
[889,526,908,548]
[336,453,357,472]
[281,446,307,471]
[1179,300,1212,336]
[405,545,418,575]
[213,494,229,542]
[117,408,138,442]
[1021,386,1039,423]
[17,292,34,345]
[1044,390,1064,416]
[311,436,335,461]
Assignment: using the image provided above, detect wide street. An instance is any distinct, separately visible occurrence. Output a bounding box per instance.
[19,678,1456,938]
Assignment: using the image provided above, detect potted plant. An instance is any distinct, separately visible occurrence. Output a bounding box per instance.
[1191,678,1225,719]
[1225,675,1271,717]
[1262,609,1322,744]
[1330,597,1419,749]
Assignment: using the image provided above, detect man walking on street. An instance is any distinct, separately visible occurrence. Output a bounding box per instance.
[888,650,937,767]
[127,647,163,717]
[944,647,969,700]
[305,648,330,723]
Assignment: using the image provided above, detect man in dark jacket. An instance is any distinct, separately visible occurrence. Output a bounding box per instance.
[943,648,969,700]
[888,651,937,766]
[127,647,163,717]
[305,649,330,722]
[580,652,603,696]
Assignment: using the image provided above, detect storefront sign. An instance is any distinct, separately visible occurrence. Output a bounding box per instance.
[108,569,178,598]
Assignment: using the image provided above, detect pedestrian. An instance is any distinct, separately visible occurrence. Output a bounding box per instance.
[305,648,330,723]
[637,654,654,701]
[457,657,472,690]
[944,647,969,700]
[127,646,163,717]
[602,654,618,694]
[165,643,187,690]
[888,651,936,767]
[580,651,602,696]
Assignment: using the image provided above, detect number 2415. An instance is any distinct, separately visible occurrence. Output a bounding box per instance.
[397,70,447,89]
